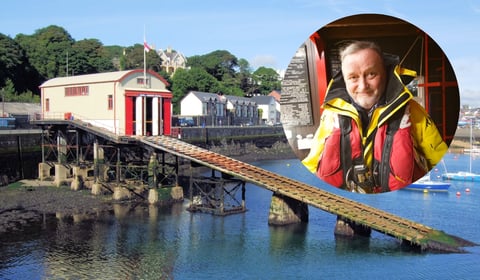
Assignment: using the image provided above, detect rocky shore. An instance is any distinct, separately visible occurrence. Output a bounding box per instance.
[0,182,114,235]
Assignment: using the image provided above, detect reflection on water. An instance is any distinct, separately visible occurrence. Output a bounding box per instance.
[0,203,187,279]
[0,158,479,279]
[48,204,179,279]
[269,223,308,254]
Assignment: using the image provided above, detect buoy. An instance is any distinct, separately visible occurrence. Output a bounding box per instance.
[466,188,470,192]
[286,163,290,167]
[456,191,461,196]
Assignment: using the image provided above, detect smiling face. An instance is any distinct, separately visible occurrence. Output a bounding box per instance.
[341,48,387,110]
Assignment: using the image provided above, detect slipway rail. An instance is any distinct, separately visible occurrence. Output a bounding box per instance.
[141,135,476,253]
[32,119,476,253]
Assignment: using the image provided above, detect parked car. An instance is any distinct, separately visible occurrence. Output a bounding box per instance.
[179,118,195,127]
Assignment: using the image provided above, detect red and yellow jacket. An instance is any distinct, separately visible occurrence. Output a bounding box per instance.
[302,57,448,193]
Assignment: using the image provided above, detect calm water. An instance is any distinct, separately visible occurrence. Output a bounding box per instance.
[0,153,479,280]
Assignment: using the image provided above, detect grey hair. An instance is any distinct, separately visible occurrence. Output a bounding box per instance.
[339,41,384,63]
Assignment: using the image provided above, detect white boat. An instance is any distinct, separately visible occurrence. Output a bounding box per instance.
[405,173,451,192]
[442,123,480,181]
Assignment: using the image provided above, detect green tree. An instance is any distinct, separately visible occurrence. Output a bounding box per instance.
[0,33,41,97]
[1,79,16,100]
[252,66,281,95]
[0,78,39,103]
[123,44,162,72]
[68,39,114,75]
[15,25,74,79]
[104,45,125,70]
[237,58,255,95]
[187,50,238,81]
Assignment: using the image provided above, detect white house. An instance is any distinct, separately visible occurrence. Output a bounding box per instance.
[251,95,279,125]
[180,91,258,126]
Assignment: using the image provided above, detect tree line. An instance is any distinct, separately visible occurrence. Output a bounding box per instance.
[0,25,281,113]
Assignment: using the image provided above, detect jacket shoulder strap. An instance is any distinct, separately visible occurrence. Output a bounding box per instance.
[376,105,407,192]
[339,115,352,189]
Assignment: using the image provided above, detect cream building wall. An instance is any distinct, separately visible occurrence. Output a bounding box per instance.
[40,69,171,135]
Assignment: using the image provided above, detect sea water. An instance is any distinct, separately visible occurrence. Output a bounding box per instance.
[0,154,479,280]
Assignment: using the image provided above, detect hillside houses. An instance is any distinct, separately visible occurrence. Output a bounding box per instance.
[157,47,187,74]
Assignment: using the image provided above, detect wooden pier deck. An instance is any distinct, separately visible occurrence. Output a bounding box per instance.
[141,135,476,253]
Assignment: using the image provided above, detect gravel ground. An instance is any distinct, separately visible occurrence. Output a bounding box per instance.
[0,180,114,235]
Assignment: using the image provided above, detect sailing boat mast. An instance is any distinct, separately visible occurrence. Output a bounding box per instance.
[470,120,473,173]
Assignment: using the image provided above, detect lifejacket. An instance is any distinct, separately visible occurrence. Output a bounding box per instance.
[316,104,426,193]
[302,53,445,193]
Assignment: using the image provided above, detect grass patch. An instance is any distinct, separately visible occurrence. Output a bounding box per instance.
[6,181,25,190]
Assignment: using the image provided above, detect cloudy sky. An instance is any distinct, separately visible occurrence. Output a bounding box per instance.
[2,0,480,106]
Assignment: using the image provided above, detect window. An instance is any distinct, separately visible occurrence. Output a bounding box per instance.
[108,95,113,110]
[216,103,224,117]
[137,77,150,86]
[236,104,241,117]
[65,86,89,96]
[45,98,50,112]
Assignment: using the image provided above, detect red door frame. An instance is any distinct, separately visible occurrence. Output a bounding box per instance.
[124,90,172,136]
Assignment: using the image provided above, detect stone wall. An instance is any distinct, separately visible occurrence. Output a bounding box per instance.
[174,126,286,146]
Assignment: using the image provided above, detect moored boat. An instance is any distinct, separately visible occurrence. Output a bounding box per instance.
[442,123,480,182]
[441,171,480,182]
[405,174,451,192]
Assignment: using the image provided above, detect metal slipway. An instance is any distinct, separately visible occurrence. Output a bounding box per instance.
[141,135,477,253]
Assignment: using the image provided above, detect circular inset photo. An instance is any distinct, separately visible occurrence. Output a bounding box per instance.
[280,14,460,194]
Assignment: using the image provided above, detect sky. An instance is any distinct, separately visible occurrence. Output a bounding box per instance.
[2,0,480,107]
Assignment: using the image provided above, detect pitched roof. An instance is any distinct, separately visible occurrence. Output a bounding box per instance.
[2,102,41,115]
[188,91,256,105]
[189,91,226,103]
[268,90,281,102]
[251,95,275,105]
[40,69,169,88]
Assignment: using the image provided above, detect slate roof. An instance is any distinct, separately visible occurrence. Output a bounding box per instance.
[1,102,41,116]
[189,91,256,104]
[251,95,274,105]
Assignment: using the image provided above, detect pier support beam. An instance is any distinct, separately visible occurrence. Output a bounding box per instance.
[148,152,159,189]
[54,164,69,187]
[72,166,89,181]
[268,193,308,225]
[187,171,246,215]
[70,174,83,191]
[38,162,51,181]
[91,183,103,195]
[148,186,184,204]
[113,186,132,201]
[92,141,106,195]
[334,216,371,237]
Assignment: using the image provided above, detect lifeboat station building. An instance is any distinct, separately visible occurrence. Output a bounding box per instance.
[39,69,172,136]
